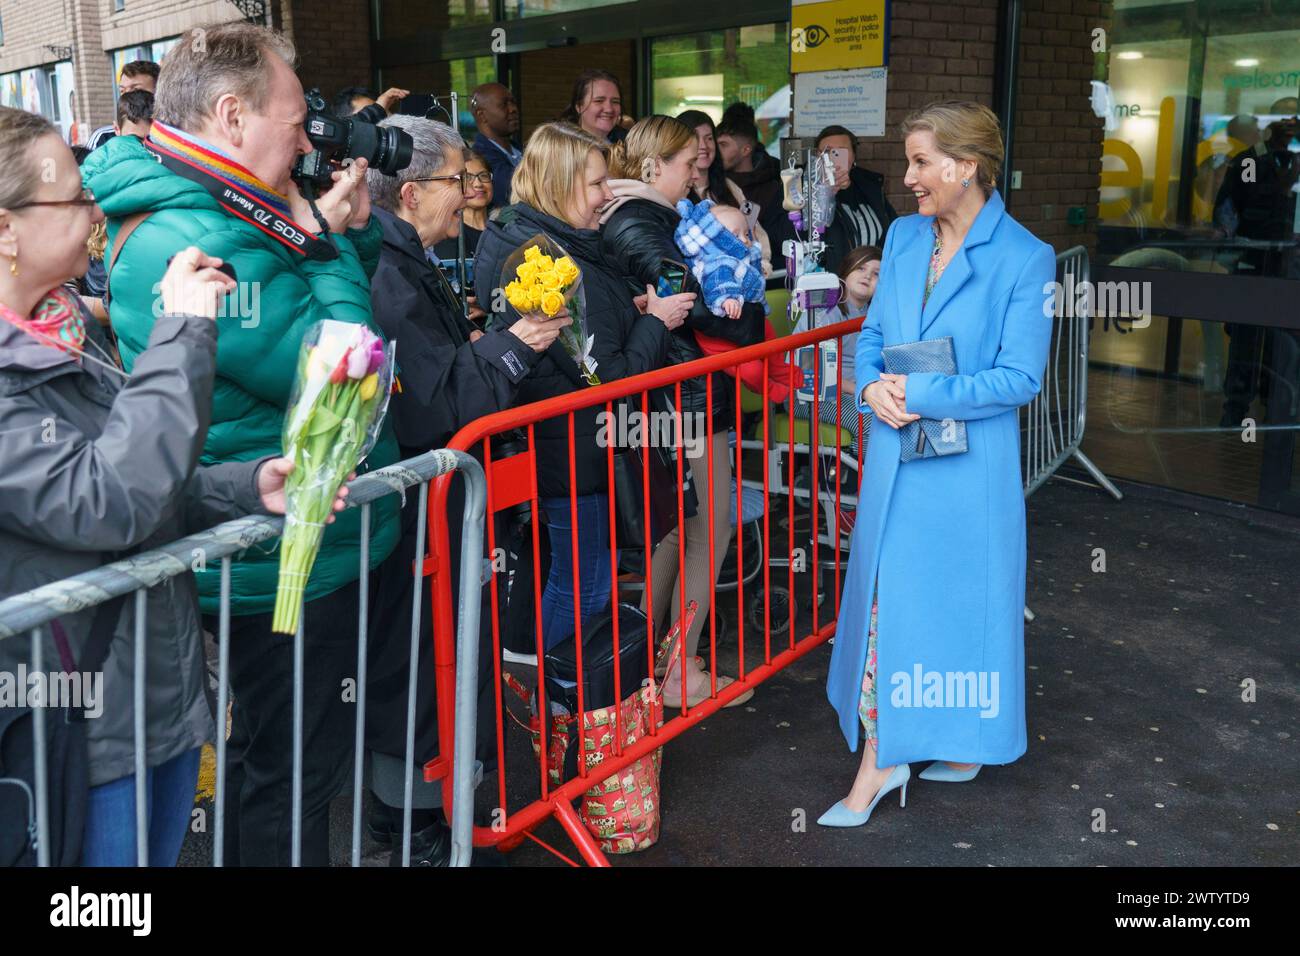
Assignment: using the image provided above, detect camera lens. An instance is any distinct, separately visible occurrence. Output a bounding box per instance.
[343,120,413,177]
[375,126,414,176]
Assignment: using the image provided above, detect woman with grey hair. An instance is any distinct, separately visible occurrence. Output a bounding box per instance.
[362,114,569,865]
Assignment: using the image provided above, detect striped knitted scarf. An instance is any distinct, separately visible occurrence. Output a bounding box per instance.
[148,120,294,220]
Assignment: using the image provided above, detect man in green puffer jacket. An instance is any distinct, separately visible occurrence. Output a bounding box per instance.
[83,22,400,866]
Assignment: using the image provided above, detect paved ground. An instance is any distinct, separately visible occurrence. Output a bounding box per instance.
[490,474,1299,867]
[181,473,1299,866]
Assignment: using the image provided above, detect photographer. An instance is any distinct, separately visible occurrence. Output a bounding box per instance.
[82,21,402,867]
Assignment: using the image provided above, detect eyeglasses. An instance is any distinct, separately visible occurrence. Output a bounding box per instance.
[465,171,493,186]
[410,171,470,195]
[15,186,97,210]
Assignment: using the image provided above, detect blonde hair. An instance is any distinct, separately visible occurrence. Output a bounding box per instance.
[900,100,1003,197]
[511,122,609,222]
[608,114,696,183]
[87,221,107,260]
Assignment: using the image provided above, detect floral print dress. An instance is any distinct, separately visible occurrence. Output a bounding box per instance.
[859,225,946,748]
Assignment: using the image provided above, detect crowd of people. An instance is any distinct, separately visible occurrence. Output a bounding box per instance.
[1,18,1059,866]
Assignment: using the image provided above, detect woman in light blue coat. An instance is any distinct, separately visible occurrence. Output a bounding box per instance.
[819,101,1057,827]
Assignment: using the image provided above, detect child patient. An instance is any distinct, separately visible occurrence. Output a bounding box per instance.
[674,199,794,402]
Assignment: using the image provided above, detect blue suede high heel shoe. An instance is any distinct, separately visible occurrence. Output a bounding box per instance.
[817,763,910,827]
[918,761,981,782]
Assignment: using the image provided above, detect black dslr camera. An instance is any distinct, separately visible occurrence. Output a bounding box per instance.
[291,88,413,193]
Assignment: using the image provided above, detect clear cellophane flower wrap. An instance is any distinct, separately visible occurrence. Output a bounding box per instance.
[271,319,396,634]
[500,233,599,385]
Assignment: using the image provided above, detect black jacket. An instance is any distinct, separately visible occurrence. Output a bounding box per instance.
[354,102,389,125]
[432,223,483,266]
[822,166,898,275]
[369,206,540,456]
[366,206,538,765]
[600,196,765,424]
[1214,141,1300,241]
[476,203,663,498]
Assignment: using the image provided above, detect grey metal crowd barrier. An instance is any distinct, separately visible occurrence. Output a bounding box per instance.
[0,448,485,868]
[1021,245,1124,502]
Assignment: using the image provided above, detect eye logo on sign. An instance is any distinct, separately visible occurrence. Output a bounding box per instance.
[802,24,829,47]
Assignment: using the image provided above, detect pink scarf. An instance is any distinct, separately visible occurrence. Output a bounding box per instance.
[0,287,87,358]
[598,178,679,226]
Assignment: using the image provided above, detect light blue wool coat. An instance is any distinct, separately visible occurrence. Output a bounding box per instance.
[826,188,1056,765]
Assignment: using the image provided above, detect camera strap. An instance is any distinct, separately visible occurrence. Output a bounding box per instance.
[143,124,339,262]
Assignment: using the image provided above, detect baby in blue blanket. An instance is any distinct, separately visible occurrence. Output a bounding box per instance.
[673,198,795,404]
[674,199,769,320]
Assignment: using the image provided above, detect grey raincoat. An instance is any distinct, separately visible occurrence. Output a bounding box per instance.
[0,307,270,787]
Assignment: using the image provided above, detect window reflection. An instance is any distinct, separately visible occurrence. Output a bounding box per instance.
[502,0,629,20]
[379,0,493,33]
[1083,314,1300,509]
[1097,15,1300,281]
[650,24,791,151]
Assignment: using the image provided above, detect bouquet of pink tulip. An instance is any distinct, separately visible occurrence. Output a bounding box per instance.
[271,320,396,634]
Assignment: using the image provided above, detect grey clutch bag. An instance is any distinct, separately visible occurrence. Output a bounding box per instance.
[880,336,968,462]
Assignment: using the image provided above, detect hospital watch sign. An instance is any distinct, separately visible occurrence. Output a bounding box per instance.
[791,0,888,73]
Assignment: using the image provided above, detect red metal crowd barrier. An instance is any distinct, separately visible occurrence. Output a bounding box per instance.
[422,317,865,866]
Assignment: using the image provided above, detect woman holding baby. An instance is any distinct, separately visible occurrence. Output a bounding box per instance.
[599,114,768,709]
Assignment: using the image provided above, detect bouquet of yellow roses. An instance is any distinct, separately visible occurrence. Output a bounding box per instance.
[501,233,599,385]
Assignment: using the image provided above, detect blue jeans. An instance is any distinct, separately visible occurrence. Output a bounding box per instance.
[81,746,202,867]
[540,494,614,650]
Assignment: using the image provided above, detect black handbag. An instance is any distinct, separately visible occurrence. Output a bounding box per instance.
[543,603,651,714]
[540,603,650,784]
[0,597,123,867]
[611,441,694,551]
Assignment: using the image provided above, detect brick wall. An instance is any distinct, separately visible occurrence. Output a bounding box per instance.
[1013,0,1111,253]
[2,0,379,137]
[96,0,239,52]
[283,0,373,98]
[70,0,112,138]
[517,39,634,139]
[854,0,1109,255]
[0,0,75,74]
[94,0,248,131]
